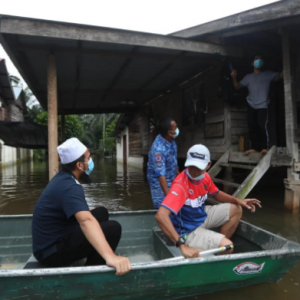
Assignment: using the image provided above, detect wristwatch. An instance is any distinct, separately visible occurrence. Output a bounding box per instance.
[176,237,185,247]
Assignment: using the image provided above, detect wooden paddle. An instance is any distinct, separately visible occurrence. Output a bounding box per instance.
[161,244,234,262]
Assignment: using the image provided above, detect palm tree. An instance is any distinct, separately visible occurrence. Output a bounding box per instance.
[9,75,22,87]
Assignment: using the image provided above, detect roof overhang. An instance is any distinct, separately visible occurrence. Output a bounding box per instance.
[0,59,15,103]
[172,0,300,39]
[0,15,243,115]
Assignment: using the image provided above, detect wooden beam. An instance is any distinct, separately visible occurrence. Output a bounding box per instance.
[233,146,276,199]
[281,27,299,211]
[172,0,300,38]
[15,45,224,64]
[47,54,58,180]
[221,16,300,38]
[61,113,65,143]
[0,17,243,57]
[281,28,298,175]
[72,41,83,109]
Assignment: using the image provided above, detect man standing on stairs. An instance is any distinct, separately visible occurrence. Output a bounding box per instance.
[155,144,262,258]
[231,54,283,155]
[147,117,179,209]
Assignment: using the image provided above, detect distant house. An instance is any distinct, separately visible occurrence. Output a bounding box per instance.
[0,58,33,167]
[115,0,299,171]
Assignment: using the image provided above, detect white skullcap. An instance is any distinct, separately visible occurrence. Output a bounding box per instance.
[57,138,87,164]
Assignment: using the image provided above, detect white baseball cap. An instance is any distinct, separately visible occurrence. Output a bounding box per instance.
[185,144,210,170]
[57,138,87,164]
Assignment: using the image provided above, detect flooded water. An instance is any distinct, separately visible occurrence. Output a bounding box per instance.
[0,158,299,300]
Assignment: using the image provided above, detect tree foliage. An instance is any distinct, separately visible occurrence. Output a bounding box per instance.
[35,112,84,143]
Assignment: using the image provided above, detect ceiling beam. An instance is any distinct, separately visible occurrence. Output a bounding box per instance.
[171,0,300,38]
[15,45,224,65]
[0,16,242,57]
[59,107,139,115]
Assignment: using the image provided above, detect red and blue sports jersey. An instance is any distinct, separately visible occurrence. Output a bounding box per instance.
[161,170,219,236]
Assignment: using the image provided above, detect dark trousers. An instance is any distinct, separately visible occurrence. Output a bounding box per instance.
[42,207,121,267]
[247,105,269,152]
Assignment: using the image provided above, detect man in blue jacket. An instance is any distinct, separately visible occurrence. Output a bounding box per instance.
[147,117,179,208]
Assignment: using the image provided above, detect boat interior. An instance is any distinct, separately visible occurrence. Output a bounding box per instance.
[0,211,295,271]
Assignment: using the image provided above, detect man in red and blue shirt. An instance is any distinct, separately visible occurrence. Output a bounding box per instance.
[156,144,261,258]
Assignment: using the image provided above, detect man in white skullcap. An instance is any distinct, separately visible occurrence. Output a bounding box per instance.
[32,138,131,276]
[156,144,262,259]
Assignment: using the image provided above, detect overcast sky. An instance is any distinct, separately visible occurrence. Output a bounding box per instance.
[0,0,279,86]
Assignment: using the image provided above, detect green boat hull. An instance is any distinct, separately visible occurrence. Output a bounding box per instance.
[1,210,300,300]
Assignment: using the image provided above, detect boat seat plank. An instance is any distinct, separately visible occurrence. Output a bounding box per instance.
[152,227,181,259]
[23,254,47,269]
[23,255,87,269]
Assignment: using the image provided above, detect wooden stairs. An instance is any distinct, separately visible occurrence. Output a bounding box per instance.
[208,146,292,199]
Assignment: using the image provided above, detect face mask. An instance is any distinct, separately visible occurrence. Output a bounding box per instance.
[187,169,205,181]
[81,158,94,175]
[172,128,180,139]
[254,59,264,69]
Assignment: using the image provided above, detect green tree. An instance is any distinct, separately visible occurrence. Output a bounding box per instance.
[78,113,119,150]
[35,112,83,143]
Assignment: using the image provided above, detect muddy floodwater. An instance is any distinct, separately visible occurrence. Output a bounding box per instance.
[0,158,299,300]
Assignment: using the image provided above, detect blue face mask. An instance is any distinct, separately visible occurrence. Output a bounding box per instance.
[187,169,205,181]
[254,59,264,69]
[82,158,94,175]
[172,128,180,139]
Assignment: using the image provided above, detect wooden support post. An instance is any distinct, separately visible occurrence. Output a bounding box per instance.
[47,54,58,180]
[61,113,66,143]
[281,28,300,211]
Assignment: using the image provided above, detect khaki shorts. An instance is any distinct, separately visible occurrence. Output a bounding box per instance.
[185,203,231,250]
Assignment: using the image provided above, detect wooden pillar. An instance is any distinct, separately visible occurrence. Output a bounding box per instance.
[47,54,58,180]
[281,28,300,211]
[61,113,66,143]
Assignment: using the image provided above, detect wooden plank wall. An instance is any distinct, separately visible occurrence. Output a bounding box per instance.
[128,112,150,157]
[230,106,248,145]
[152,64,228,160]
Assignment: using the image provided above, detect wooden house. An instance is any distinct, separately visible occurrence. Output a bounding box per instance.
[1,0,300,209]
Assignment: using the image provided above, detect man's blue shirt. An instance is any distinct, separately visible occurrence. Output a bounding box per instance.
[32,170,89,261]
[147,134,178,208]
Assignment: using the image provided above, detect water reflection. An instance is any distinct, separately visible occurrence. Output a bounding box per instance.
[0,157,153,215]
[0,158,299,300]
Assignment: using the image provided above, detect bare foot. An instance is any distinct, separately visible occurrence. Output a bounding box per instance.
[260,149,268,154]
[244,149,258,155]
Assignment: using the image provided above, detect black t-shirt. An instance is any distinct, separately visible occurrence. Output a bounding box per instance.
[32,170,89,260]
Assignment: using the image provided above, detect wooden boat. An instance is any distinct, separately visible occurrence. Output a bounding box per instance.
[1,210,300,300]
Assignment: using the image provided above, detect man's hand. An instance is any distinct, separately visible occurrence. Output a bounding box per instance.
[231,70,237,78]
[179,244,200,258]
[237,198,262,213]
[105,254,131,276]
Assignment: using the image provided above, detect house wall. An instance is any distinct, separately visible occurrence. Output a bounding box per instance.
[116,126,144,169]
[0,141,17,165]
[152,64,228,160]
[0,140,33,167]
